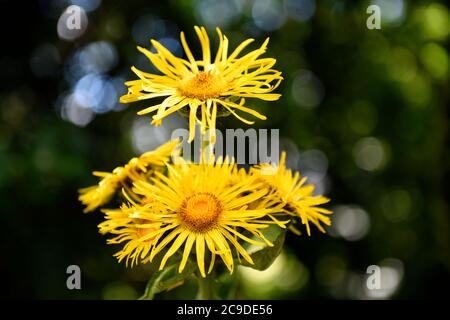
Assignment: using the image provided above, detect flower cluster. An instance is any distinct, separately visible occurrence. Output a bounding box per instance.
[79,26,332,278]
[80,140,331,277]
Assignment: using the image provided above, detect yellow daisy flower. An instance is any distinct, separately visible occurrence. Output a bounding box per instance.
[120,26,283,143]
[254,152,332,236]
[110,157,286,277]
[79,139,179,212]
[99,202,163,267]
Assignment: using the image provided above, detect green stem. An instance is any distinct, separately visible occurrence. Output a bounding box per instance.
[196,275,215,300]
[200,131,214,163]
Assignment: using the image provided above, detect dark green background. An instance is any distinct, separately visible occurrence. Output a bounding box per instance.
[0,0,448,299]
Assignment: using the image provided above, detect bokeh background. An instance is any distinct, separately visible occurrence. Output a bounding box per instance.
[1,0,449,299]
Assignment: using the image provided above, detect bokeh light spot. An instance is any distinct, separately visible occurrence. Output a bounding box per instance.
[57,5,88,41]
[252,0,287,31]
[420,42,449,80]
[421,3,450,41]
[331,205,370,241]
[195,0,243,28]
[291,69,324,109]
[240,252,309,298]
[284,0,315,22]
[353,137,387,171]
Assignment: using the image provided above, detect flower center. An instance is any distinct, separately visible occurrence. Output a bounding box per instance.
[178,71,226,99]
[179,192,222,232]
[135,218,157,243]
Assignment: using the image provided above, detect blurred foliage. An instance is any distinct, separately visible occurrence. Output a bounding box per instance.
[0,0,448,299]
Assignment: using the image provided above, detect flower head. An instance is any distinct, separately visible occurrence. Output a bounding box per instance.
[102,157,286,277]
[79,139,179,212]
[254,152,332,236]
[120,26,283,142]
[98,202,163,267]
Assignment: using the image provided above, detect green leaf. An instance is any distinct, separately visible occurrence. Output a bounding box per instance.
[239,225,287,271]
[139,259,196,300]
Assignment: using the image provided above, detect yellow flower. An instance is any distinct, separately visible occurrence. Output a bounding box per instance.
[120,26,283,143]
[108,157,286,277]
[99,202,164,267]
[79,139,179,212]
[254,152,332,236]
